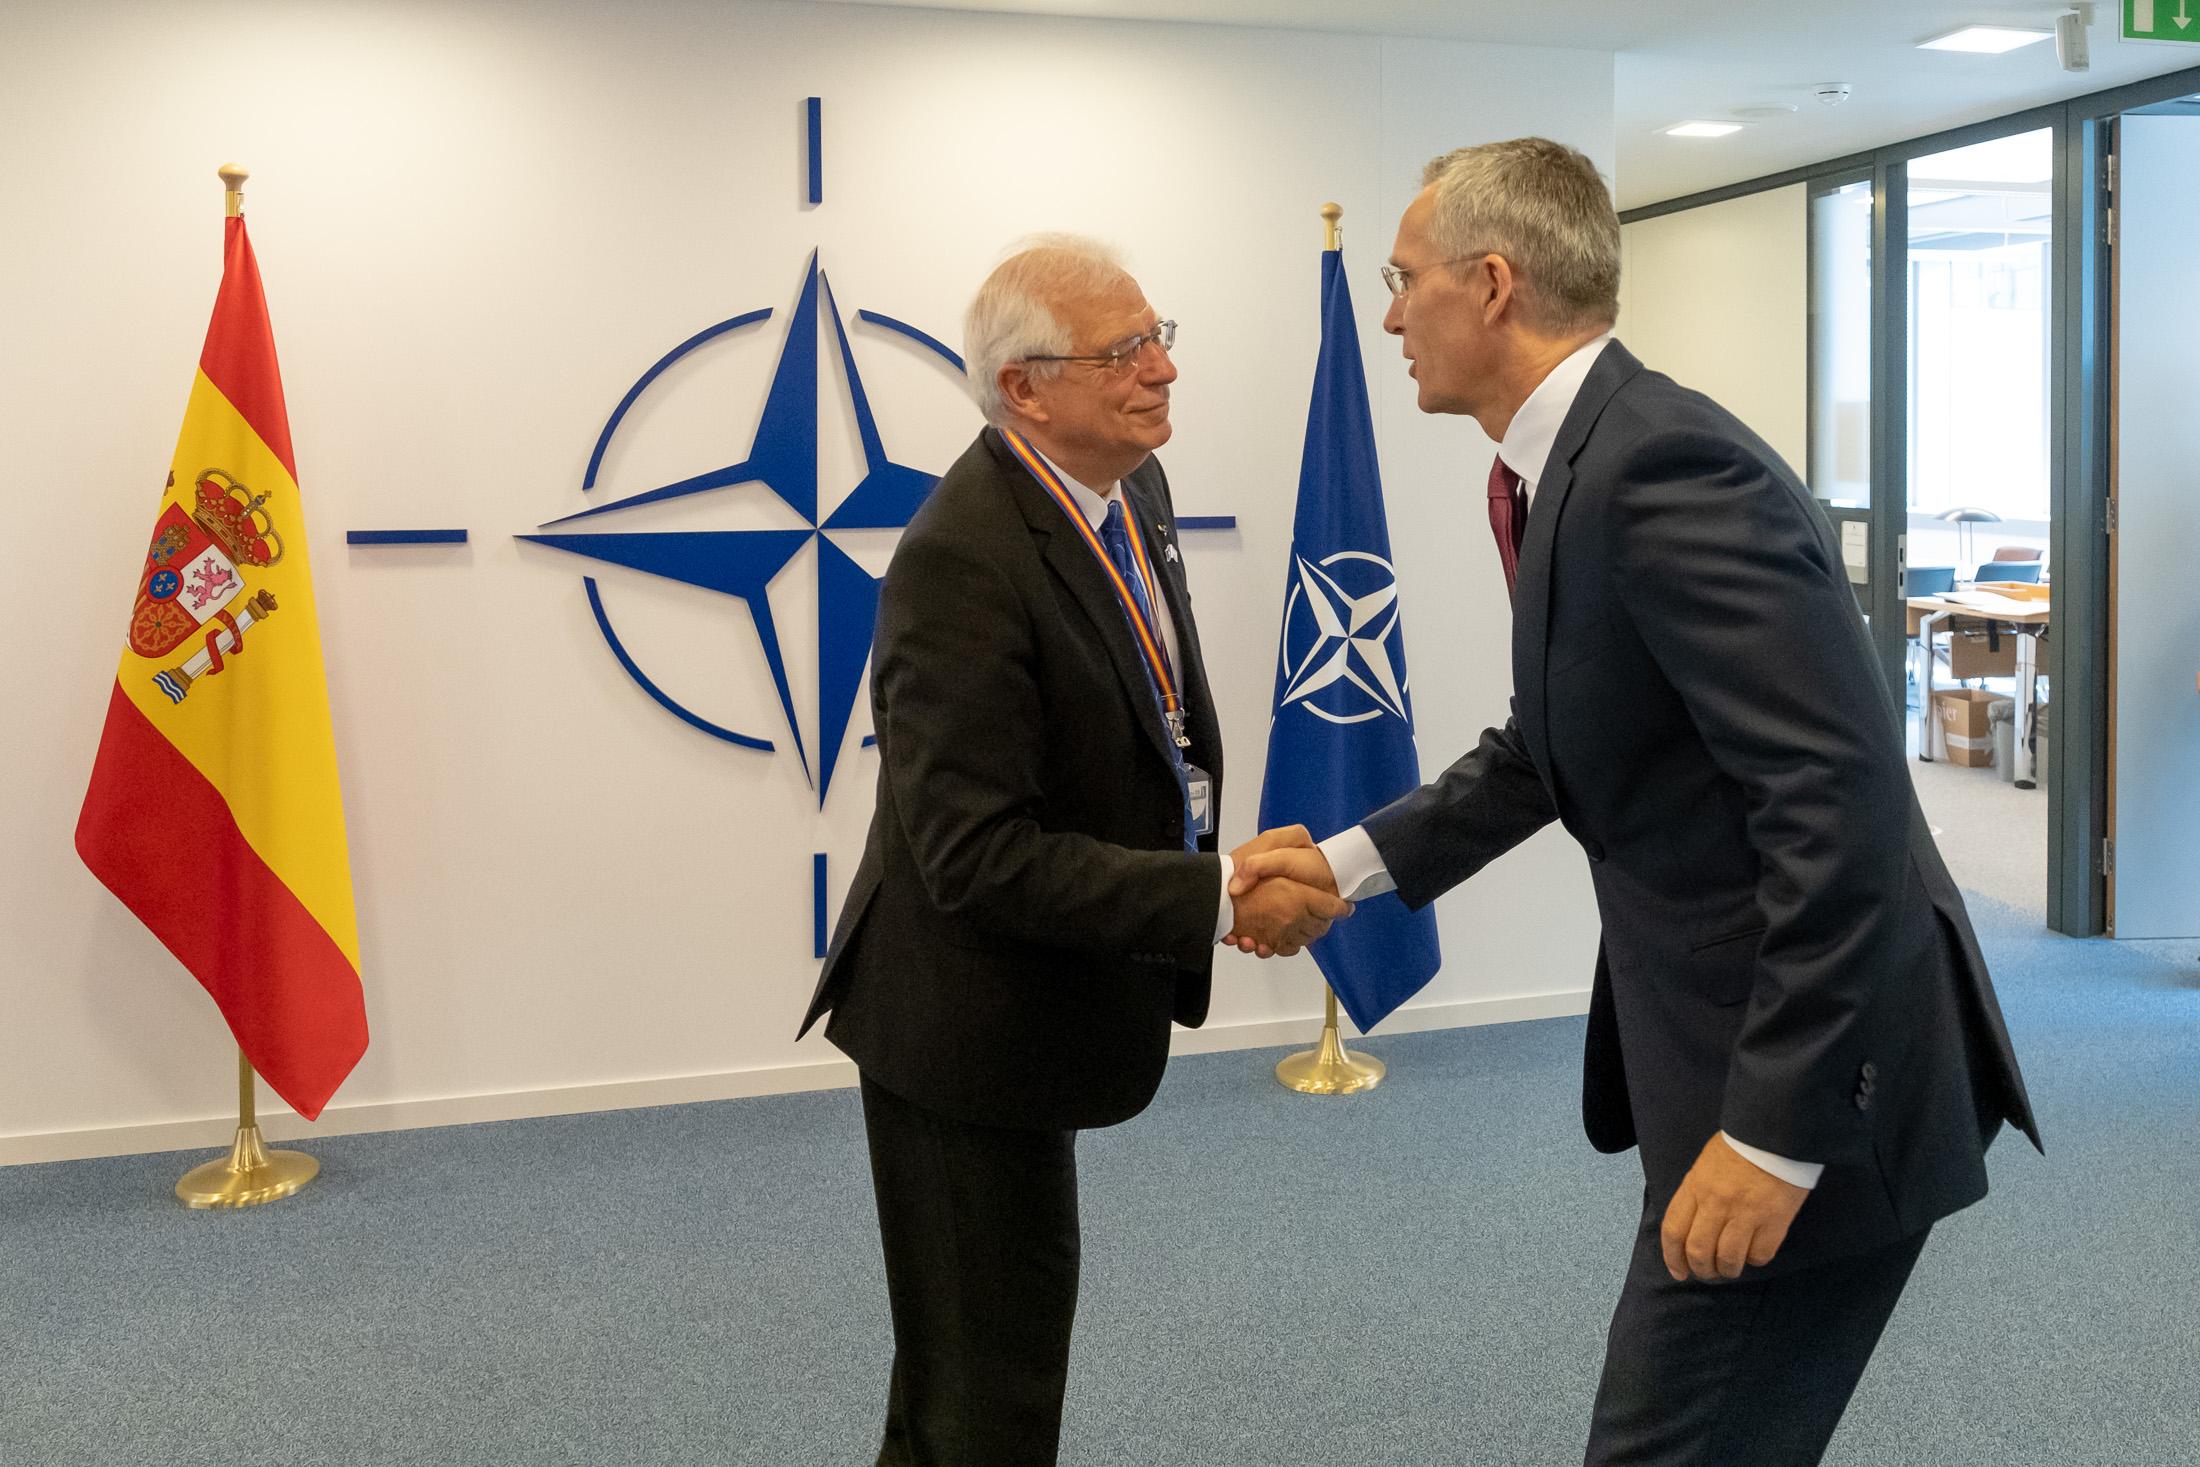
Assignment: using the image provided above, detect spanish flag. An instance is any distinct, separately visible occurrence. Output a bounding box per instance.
[76,210,367,1121]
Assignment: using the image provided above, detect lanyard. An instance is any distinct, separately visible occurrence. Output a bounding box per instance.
[999,428,1190,749]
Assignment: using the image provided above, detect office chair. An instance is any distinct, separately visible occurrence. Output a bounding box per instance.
[1978,561,2042,584]
[1904,566,1957,597]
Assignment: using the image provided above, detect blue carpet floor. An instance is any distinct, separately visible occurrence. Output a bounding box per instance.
[4,892,2196,1466]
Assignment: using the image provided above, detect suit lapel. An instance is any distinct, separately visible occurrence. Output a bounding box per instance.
[988,431,1185,778]
[1125,470,1220,775]
[1513,341,1643,777]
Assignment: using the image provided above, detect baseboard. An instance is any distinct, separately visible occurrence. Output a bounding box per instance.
[0,987,1588,1167]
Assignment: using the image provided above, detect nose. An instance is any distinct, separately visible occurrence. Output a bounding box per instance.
[1138,340,1177,386]
[1383,292,1404,335]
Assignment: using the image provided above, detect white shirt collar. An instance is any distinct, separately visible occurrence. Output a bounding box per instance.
[1032,447,1118,531]
[1498,333,1614,493]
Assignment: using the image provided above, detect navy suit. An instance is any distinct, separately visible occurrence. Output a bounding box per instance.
[1365,343,2039,1462]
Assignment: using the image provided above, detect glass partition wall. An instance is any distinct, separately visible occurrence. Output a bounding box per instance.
[1906,128,2055,580]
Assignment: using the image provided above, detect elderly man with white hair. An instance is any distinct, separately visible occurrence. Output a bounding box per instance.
[798,237,1347,1466]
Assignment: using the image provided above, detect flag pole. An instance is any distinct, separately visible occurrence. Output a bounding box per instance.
[1274,201,1388,1097]
[171,162,328,1208]
[177,1047,321,1208]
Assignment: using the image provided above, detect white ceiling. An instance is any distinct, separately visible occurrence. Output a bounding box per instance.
[800,0,2200,207]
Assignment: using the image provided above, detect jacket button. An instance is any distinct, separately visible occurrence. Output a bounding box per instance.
[1861,1061,1879,1082]
[1583,839,1606,863]
[1854,1089,1873,1111]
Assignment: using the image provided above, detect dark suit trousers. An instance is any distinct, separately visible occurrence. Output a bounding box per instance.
[859,1074,1081,1467]
[1586,1199,1929,1466]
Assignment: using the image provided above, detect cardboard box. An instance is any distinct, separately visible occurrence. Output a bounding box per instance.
[1944,625,2018,680]
[1933,688,2002,767]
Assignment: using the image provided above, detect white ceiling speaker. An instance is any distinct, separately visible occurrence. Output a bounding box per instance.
[1814,83,1854,106]
[2057,6,2093,72]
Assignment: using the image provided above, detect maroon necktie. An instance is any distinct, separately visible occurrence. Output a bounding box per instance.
[1487,455,1527,596]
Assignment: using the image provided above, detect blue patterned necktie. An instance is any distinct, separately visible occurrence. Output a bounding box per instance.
[1100,499,1162,644]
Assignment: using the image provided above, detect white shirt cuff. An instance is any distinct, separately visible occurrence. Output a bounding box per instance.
[1720,1132,1824,1190]
[1317,825,1396,903]
[1214,853,1235,943]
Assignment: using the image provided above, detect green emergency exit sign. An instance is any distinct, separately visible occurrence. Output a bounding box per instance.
[2127,0,2200,42]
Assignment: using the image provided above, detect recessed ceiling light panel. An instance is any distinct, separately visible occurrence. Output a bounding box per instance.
[1662,121,1743,138]
[1919,25,2053,53]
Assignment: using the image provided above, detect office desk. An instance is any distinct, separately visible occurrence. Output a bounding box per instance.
[1907,588,2051,788]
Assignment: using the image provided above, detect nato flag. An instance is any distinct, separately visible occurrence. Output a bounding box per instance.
[1256,246,1441,1034]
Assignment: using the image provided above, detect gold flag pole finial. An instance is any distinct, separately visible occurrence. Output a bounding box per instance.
[218,163,248,218]
[1321,201,1343,251]
[175,1047,321,1208]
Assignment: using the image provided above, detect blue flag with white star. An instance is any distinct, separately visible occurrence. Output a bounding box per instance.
[1256,246,1440,1033]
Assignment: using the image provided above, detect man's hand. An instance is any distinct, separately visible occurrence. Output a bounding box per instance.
[1659,1133,1810,1282]
[1232,824,1319,867]
[1222,829,1347,956]
[1226,873,1351,958]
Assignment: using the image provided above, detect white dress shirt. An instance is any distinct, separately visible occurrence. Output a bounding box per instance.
[1310,340,1823,1191]
[1035,452,1235,943]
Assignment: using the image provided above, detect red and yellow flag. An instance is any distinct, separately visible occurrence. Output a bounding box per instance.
[76,212,366,1121]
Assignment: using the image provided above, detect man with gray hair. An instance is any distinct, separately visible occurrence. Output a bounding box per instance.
[1233,138,2037,1463]
[799,236,1348,1465]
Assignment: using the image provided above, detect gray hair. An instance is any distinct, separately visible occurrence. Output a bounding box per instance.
[963,234,1132,426]
[1421,138,1620,334]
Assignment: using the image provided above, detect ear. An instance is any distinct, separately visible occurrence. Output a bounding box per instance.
[1479,255,1519,326]
[997,362,1051,427]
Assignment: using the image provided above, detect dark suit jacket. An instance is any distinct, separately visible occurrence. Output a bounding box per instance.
[1367,341,2041,1270]
[798,428,1223,1133]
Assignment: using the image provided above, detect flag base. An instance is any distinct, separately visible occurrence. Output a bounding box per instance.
[175,1125,319,1209]
[1275,997,1385,1095]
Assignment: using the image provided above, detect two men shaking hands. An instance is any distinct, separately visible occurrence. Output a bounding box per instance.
[802,135,2037,1467]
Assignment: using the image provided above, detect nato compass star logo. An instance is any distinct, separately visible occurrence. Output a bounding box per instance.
[1278,550,1412,726]
[518,251,961,805]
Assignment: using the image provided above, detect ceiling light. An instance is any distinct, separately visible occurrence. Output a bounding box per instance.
[1662,121,1743,138]
[1918,25,2053,53]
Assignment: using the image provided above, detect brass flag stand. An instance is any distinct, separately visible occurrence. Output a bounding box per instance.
[1276,983,1386,1094]
[1274,202,1390,1099]
[176,1045,320,1209]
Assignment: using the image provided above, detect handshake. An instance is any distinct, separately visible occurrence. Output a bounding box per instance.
[1222,825,1354,958]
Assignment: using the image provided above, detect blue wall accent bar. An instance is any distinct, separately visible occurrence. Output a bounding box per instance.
[347,529,468,545]
[806,97,823,205]
[813,852,828,959]
[1176,516,1237,531]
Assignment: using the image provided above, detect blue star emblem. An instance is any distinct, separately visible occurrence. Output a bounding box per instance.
[519,252,961,805]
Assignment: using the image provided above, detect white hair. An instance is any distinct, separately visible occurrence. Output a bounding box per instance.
[963,234,1132,426]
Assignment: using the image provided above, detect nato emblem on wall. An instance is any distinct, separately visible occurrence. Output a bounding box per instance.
[518,248,960,807]
[346,100,1233,955]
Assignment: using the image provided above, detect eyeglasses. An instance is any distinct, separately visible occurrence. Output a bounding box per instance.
[1380,254,1492,298]
[1023,320,1177,374]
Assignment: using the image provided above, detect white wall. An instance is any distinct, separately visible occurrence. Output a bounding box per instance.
[0,0,1612,1160]
[1619,185,1807,473]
